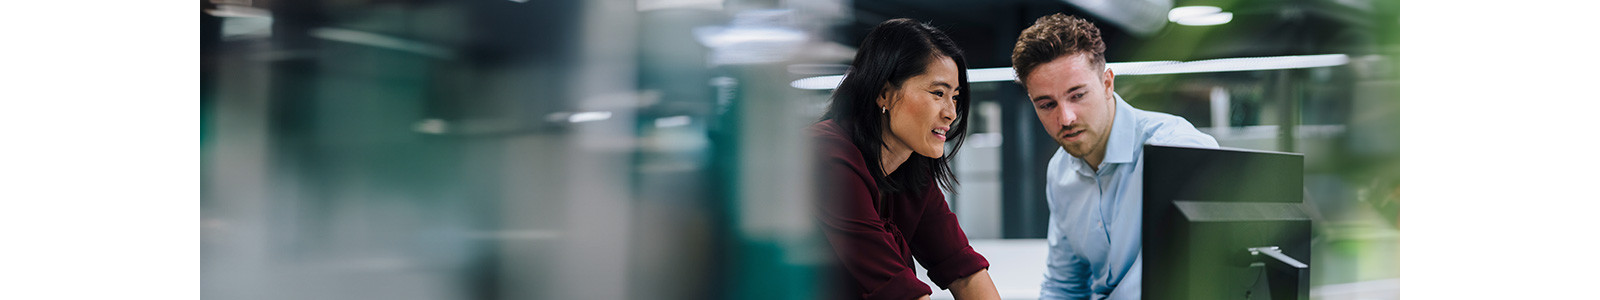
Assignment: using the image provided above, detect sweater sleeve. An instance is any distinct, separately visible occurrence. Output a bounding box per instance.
[909,183,990,290]
[815,157,933,299]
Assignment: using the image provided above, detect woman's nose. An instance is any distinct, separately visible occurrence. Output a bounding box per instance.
[941,100,956,121]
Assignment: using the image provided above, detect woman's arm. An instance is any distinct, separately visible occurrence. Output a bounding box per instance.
[948,268,1000,300]
[814,161,936,299]
[906,183,996,299]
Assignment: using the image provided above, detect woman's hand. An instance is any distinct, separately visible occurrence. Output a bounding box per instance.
[947,268,1000,300]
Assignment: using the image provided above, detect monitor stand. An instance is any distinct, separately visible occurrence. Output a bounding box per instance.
[1247,246,1309,300]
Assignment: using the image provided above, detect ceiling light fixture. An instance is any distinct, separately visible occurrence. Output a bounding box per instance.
[788,54,1349,90]
[1169,6,1233,26]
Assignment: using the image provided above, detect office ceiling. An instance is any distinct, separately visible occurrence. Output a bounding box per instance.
[828,0,1395,68]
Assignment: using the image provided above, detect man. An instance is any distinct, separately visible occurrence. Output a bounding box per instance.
[1011,13,1219,300]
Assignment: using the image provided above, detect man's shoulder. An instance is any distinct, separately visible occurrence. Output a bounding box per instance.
[1045,147,1072,177]
[1126,106,1218,148]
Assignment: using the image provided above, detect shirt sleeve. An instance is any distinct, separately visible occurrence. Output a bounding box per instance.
[908,183,990,290]
[815,159,932,300]
[1040,179,1092,300]
[1105,253,1143,300]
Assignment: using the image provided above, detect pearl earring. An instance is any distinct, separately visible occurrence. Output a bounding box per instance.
[881,106,887,114]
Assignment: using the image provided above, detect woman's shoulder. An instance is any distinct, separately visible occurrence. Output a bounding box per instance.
[810,120,878,183]
[809,120,882,201]
[807,119,848,142]
[809,120,862,162]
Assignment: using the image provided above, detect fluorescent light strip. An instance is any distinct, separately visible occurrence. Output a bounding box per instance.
[309,27,456,60]
[205,5,271,18]
[790,74,846,90]
[967,67,1018,83]
[790,54,1348,90]
[568,111,613,123]
[1108,60,1182,74]
[1169,6,1233,26]
[1174,12,1233,26]
[654,115,692,128]
[1168,6,1223,22]
[1126,54,1348,75]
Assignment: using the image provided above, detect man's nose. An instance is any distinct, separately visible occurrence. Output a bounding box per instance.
[1058,108,1077,126]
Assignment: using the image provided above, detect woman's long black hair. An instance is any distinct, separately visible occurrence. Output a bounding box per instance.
[820,18,971,197]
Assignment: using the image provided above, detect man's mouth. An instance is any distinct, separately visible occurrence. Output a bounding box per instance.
[1062,129,1083,139]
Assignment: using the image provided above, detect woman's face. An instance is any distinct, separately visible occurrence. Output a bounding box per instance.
[879,55,960,159]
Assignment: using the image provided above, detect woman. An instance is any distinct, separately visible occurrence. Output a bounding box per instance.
[811,18,1000,300]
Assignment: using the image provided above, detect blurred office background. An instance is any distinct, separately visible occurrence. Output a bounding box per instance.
[201,0,1397,299]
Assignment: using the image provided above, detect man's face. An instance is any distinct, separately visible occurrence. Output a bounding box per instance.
[1022,53,1116,163]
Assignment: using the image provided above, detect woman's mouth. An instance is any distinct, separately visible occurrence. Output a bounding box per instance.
[932,127,948,141]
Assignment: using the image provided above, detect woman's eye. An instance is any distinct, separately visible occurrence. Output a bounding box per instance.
[931,91,945,97]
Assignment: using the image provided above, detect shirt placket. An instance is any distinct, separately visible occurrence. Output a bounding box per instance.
[1096,165,1115,241]
[1077,163,1113,245]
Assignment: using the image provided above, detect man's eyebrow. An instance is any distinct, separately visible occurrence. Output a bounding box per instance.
[1032,84,1087,102]
[1064,84,1086,94]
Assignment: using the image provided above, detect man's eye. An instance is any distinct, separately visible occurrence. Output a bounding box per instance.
[1037,102,1055,110]
[1071,92,1086,100]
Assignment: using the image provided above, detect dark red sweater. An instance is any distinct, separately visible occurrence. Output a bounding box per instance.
[809,120,990,300]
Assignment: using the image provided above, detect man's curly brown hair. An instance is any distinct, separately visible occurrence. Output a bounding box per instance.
[1011,13,1106,87]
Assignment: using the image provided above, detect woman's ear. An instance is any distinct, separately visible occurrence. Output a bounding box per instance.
[876,85,895,110]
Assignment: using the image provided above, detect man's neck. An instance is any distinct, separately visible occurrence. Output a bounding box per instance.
[1083,148,1105,173]
[1084,98,1118,172]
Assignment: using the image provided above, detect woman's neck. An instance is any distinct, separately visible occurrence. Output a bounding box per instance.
[880,138,912,176]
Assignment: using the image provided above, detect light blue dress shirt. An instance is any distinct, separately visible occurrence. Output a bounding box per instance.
[1039,93,1219,300]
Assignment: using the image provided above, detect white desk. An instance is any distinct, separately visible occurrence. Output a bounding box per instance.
[912,238,1399,300]
[914,239,1048,300]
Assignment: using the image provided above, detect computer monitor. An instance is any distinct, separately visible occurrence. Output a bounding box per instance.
[1142,144,1311,300]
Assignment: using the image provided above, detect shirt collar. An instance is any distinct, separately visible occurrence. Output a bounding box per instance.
[1100,92,1139,166]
